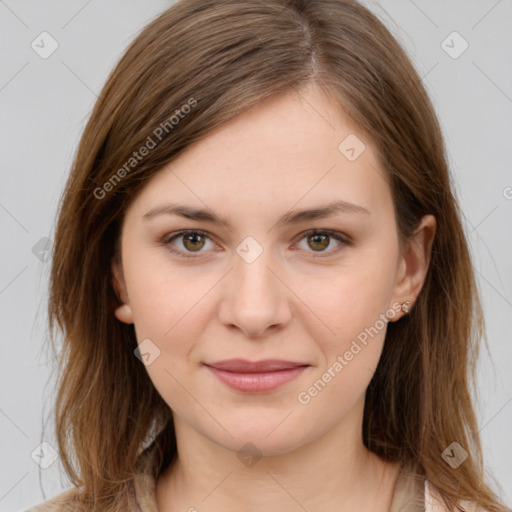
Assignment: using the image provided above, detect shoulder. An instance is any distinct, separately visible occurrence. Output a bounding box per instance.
[21,488,84,512]
[425,480,490,512]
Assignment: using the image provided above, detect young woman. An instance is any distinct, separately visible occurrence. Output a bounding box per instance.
[25,0,509,511]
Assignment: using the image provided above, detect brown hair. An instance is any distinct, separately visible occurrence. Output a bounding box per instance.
[46,0,508,510]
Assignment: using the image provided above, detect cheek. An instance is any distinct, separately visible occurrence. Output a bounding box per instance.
[295,256,396,348]
[290,255,396,410]
[123,255,220,393]
[294,275,391,421]
[124,245,215,339]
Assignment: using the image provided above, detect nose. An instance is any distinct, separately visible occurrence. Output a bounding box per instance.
[217,247,292,338]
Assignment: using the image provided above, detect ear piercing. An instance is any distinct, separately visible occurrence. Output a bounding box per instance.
[401,301,411,314]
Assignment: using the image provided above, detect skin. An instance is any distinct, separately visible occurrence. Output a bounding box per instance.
[112,82,436,512]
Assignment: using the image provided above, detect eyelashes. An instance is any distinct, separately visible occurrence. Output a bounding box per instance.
[160,228,352,259]
[162,230,217,258]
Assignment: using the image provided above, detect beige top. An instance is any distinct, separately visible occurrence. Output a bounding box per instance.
[22,440,485,512]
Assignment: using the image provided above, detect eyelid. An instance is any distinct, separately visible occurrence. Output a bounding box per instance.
[161,229,219,259]
[161,228,352,259]
[292,229,352,256]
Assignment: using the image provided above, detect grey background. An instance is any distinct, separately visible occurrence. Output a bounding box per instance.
[0,1,511,510]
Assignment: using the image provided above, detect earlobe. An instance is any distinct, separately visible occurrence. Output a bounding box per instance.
[114,303,134,324]
[111,260,134,324]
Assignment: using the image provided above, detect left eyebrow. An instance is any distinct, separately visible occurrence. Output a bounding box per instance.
[142,199,371,229]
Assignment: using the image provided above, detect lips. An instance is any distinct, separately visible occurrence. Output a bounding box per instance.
[205,359,308,372]
[204,359,310,392]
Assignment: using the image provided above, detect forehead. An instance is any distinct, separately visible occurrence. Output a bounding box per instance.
[128,86,392,222]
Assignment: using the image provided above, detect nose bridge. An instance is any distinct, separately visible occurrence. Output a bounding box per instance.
[233,239,280,305]
[219,236,290,336]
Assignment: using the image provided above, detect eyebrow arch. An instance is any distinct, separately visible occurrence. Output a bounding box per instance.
[142,199,370,229]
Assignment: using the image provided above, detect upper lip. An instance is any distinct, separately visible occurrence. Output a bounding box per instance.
[204,359,309,373]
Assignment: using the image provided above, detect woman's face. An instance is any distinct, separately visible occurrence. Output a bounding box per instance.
[112,84,434,456]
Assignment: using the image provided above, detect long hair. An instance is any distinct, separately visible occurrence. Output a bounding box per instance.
[46,0,508,510]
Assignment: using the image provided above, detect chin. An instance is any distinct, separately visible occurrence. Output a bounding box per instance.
[225,433,303,459]
[201,417,308,458]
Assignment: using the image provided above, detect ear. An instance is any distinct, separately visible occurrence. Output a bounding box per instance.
[389,214,436,321]
[111,259,134,324]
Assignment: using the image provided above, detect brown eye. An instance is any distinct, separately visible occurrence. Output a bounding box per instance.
[182,232,206,252]
[307,233,330,251]
[163,230,216,258]
[295,229,351,256]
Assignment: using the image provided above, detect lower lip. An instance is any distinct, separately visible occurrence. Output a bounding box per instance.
[205,365,309,392]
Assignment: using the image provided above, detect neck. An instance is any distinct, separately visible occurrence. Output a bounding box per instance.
[155,397,401,512]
